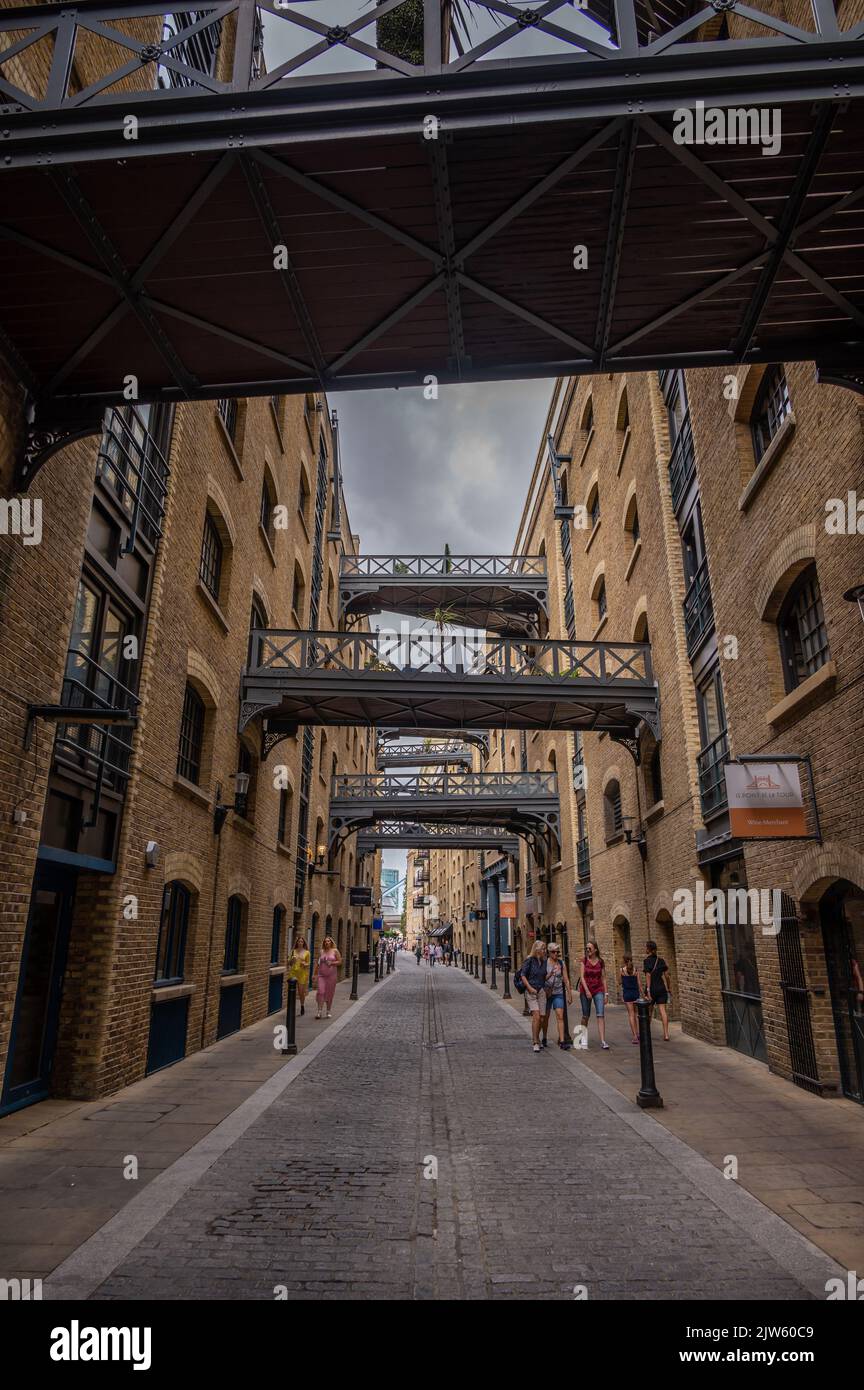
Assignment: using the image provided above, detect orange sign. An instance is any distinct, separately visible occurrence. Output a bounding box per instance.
[499,892,516,919]
[725,763,807,839]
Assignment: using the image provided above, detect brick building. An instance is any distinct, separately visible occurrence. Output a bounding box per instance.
[445,363,864,1104]
[0,385,377,1112]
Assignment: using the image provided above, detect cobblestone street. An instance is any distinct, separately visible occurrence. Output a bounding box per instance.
[44,960,841,1302]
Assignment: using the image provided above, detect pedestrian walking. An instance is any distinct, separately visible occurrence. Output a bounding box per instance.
[314,936,341,1019]
[620,955,641,1043]
[415,943,422,964]
[577,940,609,1049]
[515,940,548,1052]
[643,940,671,1040]
[286,934,311,1017]
[435,943,444,966]
[540,942,573,1049]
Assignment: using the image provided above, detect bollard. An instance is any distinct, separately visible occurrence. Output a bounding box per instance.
[560,995,573,1048]
[491,955,498,990]
[474,954,480,979]
[480,954,487,984]
[350,954,359,1001]
[281,978,298,1055]
[374,954,380,982]
[636,999,663,1108]
[503,960,512,1000]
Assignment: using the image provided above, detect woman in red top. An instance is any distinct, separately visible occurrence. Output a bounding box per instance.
[577,940,609,1050]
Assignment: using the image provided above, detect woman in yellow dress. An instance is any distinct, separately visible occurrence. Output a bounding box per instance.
[286,934,311,1016]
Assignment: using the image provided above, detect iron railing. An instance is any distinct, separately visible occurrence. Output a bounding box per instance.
[341,554,546,580]
[0,2,839,110]
[248,630,654,685]
[377,739,475,764]
[683,557,714,655]
[332,771,557,800]
[55,648,140,789]
[668,410,696,512]
[96,406,170,549]
[697,729,730,820]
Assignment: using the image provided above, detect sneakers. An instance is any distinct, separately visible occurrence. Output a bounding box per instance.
[601,1041,610,1050]
[540,1037,548,1049]
[532,1044,541,1053]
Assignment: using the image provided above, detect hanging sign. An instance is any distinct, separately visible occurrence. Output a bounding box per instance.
[725,762,807,839]
[499,891,517,919]
[350,886,372,905]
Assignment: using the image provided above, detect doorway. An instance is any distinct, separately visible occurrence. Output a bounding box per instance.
[821,880,864,1103]
[1,863,76,1113]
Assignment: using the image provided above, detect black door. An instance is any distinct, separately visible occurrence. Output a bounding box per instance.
[1,864,76,1113]
[822,881,864,1103]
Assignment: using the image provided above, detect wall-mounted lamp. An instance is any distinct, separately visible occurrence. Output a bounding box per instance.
[145,840,160,869]
[307,842,331,877]
[843,583,864,625]
[214,771,251,835]
[621,815,648,861]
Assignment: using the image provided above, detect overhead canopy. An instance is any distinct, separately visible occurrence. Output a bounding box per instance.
[2,0,863,483]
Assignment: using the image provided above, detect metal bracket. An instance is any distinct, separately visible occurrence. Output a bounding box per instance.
[19,398,106,490]
[815,364,864,396]
[24,703,137,752]
[609,733,641,766]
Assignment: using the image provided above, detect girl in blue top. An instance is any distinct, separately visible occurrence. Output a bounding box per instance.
[621,956,641,1044]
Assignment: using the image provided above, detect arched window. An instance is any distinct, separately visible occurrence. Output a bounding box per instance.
[649,744,663,805]
[223,896,245,974]
[177,683,206,784]
[278,786,292,845]
[604,779,623,839]
[199,508,224,601]
[248,595,267,666]
[777,563,829,691]
[751,364,791,464]
[581,396,594,435]
[596,578,607,622]
[587,483,600,530]
[155,881,191,985]
[259,469,275,544]
[271,905,285,964]
[616,388,629,433]
[292,563,306,622]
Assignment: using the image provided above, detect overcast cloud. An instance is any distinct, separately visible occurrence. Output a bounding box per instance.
[337,379,553,555]
[335,379,553,909]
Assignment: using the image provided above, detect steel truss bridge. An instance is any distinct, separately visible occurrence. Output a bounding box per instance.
[356,821,521,859]
[2,0,864,481]
[332,768,559,862]
[379,728,490,757]
[376,739,476,769]
[240,629,660,753]
[339,554,548,636]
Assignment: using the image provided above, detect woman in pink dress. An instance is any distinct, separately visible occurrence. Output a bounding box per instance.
[315,936,342,1019]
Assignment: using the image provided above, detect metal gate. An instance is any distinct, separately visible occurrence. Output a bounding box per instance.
[777,893,822,1095]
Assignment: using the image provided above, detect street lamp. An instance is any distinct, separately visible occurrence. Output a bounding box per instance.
[843,583,864,624]
[621,815,647,861]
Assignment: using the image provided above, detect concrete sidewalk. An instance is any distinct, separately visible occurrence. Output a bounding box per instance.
[0,959,391,1280]
[471,963,864,1271]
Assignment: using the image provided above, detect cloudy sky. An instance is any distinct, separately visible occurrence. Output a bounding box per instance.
[338,379,553,555]
[336,378,553,909]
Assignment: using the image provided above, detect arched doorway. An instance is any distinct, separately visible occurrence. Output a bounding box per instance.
[820,880,864,1102]
[612,915,632,1003]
